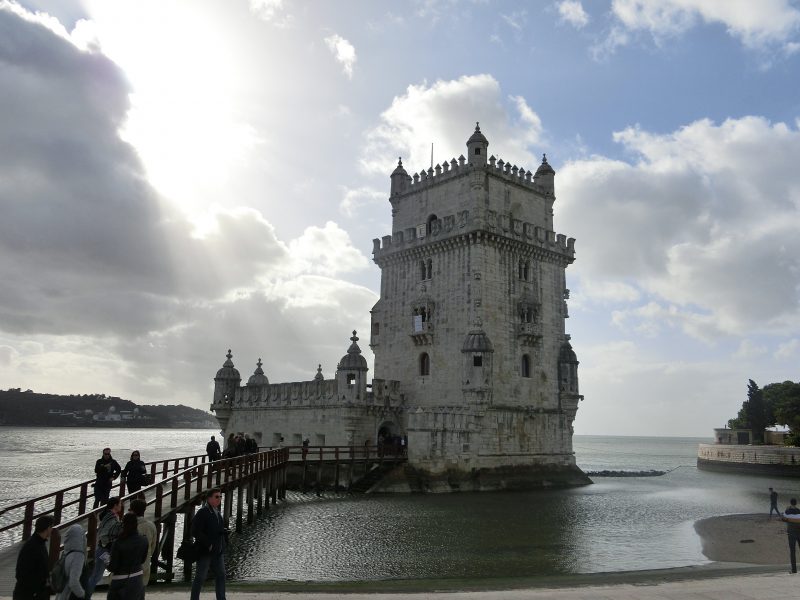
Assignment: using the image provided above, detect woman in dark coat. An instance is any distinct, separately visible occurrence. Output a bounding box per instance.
[121,451,148,495]
[107,513,147,600]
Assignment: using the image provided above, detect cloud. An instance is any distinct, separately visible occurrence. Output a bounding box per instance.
[324,33,357,79]
[0,4,376,409]
[775,339,799,360]
[339,186,386,217]
[574,339,744,436]
[558,1,590,29]
[249,0,290,25]
[361,74,545,175]
[607,0,800,51]
[559,116,800,340]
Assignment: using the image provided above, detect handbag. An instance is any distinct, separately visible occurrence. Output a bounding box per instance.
[176,539,199,562]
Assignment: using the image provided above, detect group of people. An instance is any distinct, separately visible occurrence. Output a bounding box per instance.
[769,487,800,573]
[13,496,156,600]
[211,433,258,460]
[93,448,150,508]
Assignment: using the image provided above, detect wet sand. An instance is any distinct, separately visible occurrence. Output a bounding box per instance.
[694,513,791,564]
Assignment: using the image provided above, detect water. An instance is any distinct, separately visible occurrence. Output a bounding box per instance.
[2,429,799,581]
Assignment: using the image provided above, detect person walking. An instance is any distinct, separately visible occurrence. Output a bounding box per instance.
[128,500,156,587]
[86,497,123,598]
[121,452,148,496]
[206,436,221,462]
[784,497,800,574]
[770,487,780,517]
[13,515,54,600]
[106,513,148,600]
[94,448,121,508]
[190,488,227,600]
[56,524,88,600]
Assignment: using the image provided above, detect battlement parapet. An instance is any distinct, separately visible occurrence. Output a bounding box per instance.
[372,208,575,260]
[396,154,550,196]
[212,377,404,409]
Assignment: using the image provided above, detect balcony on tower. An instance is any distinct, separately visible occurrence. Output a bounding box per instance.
[410,302,434,345]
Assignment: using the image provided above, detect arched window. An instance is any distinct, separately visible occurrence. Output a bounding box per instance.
[426,258,432,279]
[427,214,438,236]
[419,352,430,376]
[521,354,531,378]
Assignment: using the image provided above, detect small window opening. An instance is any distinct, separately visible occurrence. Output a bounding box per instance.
[347,373,355,386]
[371,322,380,335]
[419,353,430,376]
[522,355,531,378]
[475,148,481,155]
[473,355,483,367]
[426,258,432,279]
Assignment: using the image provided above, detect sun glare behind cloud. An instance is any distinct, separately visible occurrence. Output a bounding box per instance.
[85,2,261,212]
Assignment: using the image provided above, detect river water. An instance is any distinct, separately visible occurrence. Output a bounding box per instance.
[2,427,799,581]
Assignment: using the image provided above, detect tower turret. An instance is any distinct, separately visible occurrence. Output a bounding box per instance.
[534,153,555,195]
[466,122,489,166]
[390,158,410,196]
[247,358,269,387]
[336,331,369,401]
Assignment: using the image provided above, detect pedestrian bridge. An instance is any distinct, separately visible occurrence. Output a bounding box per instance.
[0,445,405,592]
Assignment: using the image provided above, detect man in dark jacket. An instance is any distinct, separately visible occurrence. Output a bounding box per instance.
[206,436,221,462]
[190,488,227,600]
[13,515,54,600]
[784,497,800,573]
[93,448,121,508]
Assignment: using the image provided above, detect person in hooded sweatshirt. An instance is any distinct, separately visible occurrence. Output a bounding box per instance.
[57,524,88,600]
[121,452,148,495]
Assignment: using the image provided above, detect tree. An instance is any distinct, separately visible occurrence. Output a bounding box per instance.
[763,380,800,446]
[727,379,773,443]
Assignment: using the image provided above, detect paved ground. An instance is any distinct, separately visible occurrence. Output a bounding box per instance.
[5,566,796,600]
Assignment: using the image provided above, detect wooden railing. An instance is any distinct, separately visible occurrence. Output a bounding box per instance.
[0,452,212,546]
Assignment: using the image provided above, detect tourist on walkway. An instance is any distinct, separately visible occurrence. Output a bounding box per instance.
[784,497,800,573]
[13,515,53,600]
[190,488,227,600]
[129,500,156,587]
[206,436,221,462]
[106,513,148,600]
[121,452,148,495]
[94,448,121,508]
[770,487,780,517]
[86,497,123,598]
[57,524,88,600]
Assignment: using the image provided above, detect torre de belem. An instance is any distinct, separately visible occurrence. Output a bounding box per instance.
[211,123,589,491]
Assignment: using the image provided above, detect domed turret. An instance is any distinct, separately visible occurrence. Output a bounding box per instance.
[461,330,494,353]
[213,349,241,407]
[390,157,411,196]
[558,338,579,395]
[336,331,369,401]
[466,122,488,166]
[247,358,269,386]
[534,153,555,195]
[338,331,368,370]
[215,349,241,380]
[314,364,324,381]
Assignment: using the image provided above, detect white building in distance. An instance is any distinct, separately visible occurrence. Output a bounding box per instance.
[211,123,588,491]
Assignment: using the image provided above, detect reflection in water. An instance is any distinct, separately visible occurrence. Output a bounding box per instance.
[227,491,580,581]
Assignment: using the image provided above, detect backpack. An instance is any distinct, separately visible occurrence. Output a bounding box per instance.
[50,550,79,593]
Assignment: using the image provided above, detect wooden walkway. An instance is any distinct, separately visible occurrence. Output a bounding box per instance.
[0,445,405,594]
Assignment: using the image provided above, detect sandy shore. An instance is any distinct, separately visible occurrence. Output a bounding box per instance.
[694,512,792,564]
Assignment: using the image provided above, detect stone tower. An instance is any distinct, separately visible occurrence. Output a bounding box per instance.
[370,123,588,490]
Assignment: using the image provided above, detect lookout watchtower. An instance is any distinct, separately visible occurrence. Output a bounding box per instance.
[370,123,588,490]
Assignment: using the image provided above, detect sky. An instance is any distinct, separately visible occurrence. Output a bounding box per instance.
[1,0,799,437]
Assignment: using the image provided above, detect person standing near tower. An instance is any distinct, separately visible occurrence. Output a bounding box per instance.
[784,498,800,573]
[13,515,53,600]
[93,447,121,508]
[206,436,221,462]
[770,487,780,517]
[191,488,227,600]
